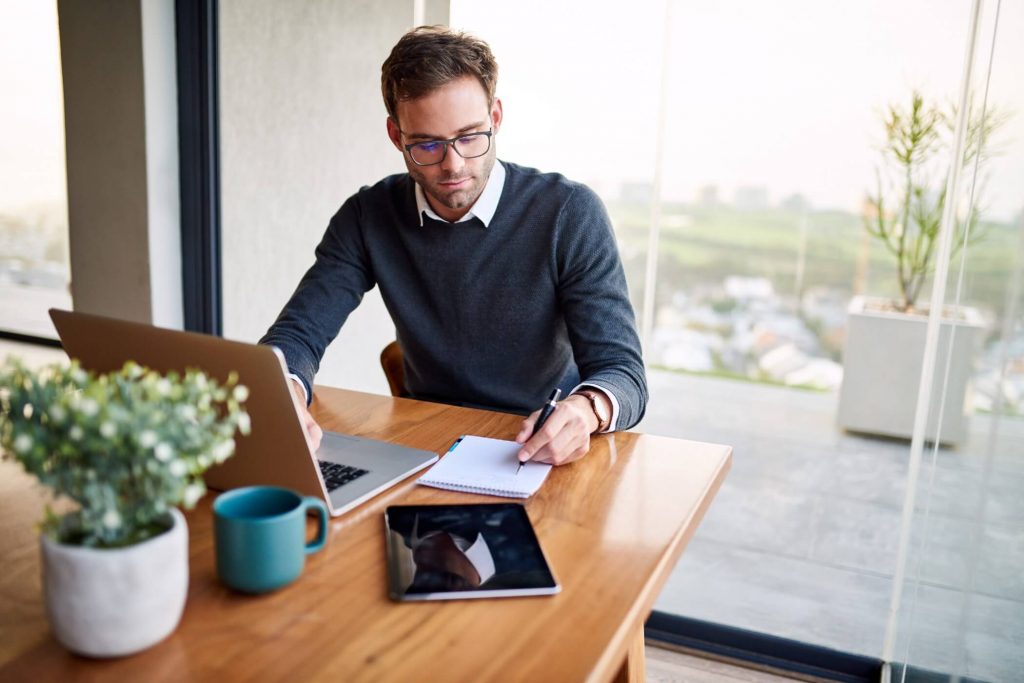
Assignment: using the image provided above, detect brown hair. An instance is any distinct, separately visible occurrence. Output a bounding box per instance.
[381,26,498,123]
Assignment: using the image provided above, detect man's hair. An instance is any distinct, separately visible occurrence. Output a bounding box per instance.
[381,26,498,123]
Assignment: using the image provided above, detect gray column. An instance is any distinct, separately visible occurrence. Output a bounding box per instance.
[57,0,183,327]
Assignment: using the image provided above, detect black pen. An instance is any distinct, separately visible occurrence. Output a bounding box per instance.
[517,388,561,474]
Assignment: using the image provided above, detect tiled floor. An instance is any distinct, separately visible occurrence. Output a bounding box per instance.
[641,370,1023,682]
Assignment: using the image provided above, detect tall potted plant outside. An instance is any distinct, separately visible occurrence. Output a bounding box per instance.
[837,91,1002,444]
[0,359,250,657]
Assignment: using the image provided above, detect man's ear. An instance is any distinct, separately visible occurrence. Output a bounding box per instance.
[490,98,503,135]
[386,117,404,152]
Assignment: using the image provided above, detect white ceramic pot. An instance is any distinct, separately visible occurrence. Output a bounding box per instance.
[40,507,189,658]
[837,296,985,445]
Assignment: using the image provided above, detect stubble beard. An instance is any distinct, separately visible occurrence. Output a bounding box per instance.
[411,149,496,214]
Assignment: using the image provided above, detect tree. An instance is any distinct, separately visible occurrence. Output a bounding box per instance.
[864,91,1003,312]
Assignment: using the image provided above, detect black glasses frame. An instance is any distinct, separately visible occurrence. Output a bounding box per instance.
[402,129,493,166]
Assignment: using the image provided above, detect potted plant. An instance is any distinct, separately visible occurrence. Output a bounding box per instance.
[837,91,1002,444]
[0,359,250,657]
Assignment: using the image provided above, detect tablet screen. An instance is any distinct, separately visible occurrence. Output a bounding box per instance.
[384,503,560,601]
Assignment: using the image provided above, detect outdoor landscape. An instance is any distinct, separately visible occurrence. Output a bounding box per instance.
[0,200,70,338]
[3,190,1023,418]
[607,192,1024,415]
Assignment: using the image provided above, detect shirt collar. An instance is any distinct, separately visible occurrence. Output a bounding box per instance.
[415,160,506,228]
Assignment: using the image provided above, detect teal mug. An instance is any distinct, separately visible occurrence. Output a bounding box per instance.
[213,486,328,594]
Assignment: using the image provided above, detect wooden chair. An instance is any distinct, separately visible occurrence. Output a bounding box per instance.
[380,340,408,397]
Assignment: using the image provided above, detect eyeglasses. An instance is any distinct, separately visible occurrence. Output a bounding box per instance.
[402,129,493,166]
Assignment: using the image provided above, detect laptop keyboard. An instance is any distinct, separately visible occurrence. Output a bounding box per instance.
[318,461,369,492]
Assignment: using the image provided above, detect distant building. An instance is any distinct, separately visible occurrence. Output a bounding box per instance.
[759,343,843,390]
[651,327,719,373]
[696,185,719,208]
[780,193,810,213]
[734,186,768,210]
[620,182,654,205]
[724,276,774,301]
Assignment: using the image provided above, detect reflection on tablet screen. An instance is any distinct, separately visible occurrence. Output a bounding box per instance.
[384,503,560,601]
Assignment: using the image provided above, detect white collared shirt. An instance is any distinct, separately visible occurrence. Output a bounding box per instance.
[415,158,506,227]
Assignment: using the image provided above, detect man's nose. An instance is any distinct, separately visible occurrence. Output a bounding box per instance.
[440,144,465,174]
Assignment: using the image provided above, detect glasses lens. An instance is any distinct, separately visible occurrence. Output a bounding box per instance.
[453,133,490,159]
[410,141,445,165]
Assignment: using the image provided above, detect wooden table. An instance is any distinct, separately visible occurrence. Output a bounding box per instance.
[0,388,731,682]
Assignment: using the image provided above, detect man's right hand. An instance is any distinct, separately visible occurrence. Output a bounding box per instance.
[289,378,323,452]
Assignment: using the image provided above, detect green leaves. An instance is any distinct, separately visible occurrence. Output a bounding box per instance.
[0,359,251,548]
[864,90,1003,312]
[882,92,943,168]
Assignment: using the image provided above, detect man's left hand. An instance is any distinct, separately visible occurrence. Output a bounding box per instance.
[514,394,600,466]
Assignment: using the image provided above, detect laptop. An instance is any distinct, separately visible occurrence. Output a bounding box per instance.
[49,309,439,517]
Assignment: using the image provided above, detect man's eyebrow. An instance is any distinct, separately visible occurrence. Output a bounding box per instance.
[405,121,488,140]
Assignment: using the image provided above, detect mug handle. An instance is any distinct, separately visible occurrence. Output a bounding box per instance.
[302,497,329,554]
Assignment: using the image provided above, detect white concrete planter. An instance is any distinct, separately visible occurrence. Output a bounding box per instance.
[837,296,985,446]
[40,507,189,658]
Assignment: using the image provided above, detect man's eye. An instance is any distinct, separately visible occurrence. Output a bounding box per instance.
[417,142,442,153]
[457,135,477,145]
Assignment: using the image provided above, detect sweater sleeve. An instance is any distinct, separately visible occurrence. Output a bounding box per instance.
[555,185,648,429]
[258,195,375,403]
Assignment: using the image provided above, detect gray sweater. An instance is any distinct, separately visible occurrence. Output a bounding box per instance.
[260,161,647,429]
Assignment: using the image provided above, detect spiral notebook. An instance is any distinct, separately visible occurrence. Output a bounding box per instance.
[417,435,552,498]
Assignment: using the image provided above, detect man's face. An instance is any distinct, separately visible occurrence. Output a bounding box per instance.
[387,76,502,223]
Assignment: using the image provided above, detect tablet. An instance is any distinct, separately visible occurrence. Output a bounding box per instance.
[384,503,560,601]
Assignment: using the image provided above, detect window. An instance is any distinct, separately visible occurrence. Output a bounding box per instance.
[0,1,71,340]
[451,1,1023,679]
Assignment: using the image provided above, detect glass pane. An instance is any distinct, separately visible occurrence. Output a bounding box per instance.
[452,0,1022,673]
[0,1,71,339]
[645,0,961,660]
[889,1,1024,680]
[450,1,662,317]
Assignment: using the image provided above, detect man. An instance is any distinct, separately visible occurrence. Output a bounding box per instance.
[260,26,646,466]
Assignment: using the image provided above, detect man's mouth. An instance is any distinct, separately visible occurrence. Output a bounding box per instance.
[439,177,470,189]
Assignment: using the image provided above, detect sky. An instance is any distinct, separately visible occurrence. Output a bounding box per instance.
[1,1,1021,221]
[0,0,65,211]
[451,0,1023,220]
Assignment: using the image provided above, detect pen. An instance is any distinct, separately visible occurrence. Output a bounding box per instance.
[517,388,561,474]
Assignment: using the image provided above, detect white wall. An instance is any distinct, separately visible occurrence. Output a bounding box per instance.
[219,0,448,394]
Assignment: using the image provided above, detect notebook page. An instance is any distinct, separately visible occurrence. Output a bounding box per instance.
[418,435,551,498]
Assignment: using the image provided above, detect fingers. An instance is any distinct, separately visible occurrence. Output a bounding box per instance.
[515,410,540,444]
[306,415,323,452]
[530,431,590,466]
[516,402,591,466]
[287,378,323,451]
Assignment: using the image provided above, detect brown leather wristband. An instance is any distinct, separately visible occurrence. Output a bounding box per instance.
[575,390,611,433]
